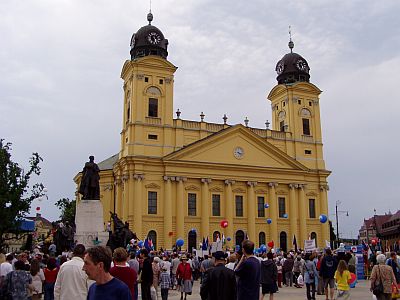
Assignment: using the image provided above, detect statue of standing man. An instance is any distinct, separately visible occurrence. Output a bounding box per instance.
[79,155,100,200]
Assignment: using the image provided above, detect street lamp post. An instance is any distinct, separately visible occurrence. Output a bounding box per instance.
[335,200,349,248]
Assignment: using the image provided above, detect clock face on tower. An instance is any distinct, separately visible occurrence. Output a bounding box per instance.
[147,32,161,45]
[296,59,309,72]
[276,61,284,75]
[233,147,244,159]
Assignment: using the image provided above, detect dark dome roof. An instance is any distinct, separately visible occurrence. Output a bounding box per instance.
[130,13,168,60]
[275,41,310,84]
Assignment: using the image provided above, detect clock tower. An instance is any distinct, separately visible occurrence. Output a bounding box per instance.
[268,37,325,170]
[119,12,177,159]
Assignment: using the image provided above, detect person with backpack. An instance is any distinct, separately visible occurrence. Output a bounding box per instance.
[303,253,318,300]
[319,248,338,300]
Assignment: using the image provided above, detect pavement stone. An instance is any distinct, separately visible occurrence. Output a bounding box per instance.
[141,279,373,299]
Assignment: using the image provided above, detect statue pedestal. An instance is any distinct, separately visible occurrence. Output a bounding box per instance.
[75,200,109,249]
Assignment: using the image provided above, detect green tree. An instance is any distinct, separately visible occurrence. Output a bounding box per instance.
[55,198,76,225]
[0,139,44,252]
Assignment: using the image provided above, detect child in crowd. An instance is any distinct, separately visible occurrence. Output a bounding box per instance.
[334,260,351,299]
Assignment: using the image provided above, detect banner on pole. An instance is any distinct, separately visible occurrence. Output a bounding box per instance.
[304,239,316,252]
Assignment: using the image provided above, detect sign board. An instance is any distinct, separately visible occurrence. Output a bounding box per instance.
[304,239,316,252]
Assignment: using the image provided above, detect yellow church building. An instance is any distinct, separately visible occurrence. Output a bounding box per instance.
[74,12,331,251]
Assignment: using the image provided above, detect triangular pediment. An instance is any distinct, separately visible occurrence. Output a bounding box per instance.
[164,125,308,171]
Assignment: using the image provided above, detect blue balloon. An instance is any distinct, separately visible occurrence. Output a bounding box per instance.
[136,250,141,256]
[266,218,272,224]
[283,213,288,218]
[227,237,232,241]
[260,244,267,252]
[319,214,328,223]
[235,245,241,252]
[264,203,270,209]
[176,238,184,247]
[138,240,144,247]
[254,248,259,254]
[190,228,196,233]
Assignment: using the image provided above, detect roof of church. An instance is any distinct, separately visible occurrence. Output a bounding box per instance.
[130,12,168,60]
[275,35,310,84]
[98,153,118,170]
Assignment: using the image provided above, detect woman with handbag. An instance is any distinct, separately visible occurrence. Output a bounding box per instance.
[370,254,397,300]
[303,253,318,300]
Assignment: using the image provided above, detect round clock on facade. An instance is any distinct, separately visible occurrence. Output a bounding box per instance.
[233,147,244,159]
[296,59,308,72]
[276,61,284,74]
[147,32,161,45]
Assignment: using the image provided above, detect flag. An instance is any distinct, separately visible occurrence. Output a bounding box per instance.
[292,235,298,252]
[206,236,210,249]
[362,240,369,251]
[245,233,249,240]
[222,234,226,245]
[202,237,207,251]
[144,237,153,251]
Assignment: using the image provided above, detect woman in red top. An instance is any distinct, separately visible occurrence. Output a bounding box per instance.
[43,257,58,300]
[176,255,192,300]
[110,247,137,299]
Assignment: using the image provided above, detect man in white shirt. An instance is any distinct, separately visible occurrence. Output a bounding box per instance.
[54,244,93,300]
[0,254,14,278]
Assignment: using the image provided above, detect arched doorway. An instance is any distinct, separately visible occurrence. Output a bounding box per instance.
[235,230,245,247]
[259,232,266,247]
[280,231,287,252]
[213,231,221,242]
[188,230,197,252]
[311,232,317,247]
[148,230,157,250]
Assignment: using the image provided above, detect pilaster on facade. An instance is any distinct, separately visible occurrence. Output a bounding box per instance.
[201,178,212,184]
[268,182,278,188]
[133,174,145,181]
[247,181,258,187]
[268,182,278,245]
[224,179,235,185]
[319,184,329,191]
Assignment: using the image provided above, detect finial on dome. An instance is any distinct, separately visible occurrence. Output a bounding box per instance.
[288,25,294,53]
[147,11,153,25]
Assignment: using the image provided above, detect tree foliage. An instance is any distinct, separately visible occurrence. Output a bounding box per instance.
[55,197,76,225]
[0,139,44,251]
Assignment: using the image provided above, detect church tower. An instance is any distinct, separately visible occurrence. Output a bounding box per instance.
[119,12,177,159]
[268,36,325,170]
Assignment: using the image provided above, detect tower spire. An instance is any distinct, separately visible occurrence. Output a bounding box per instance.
[147,0,153,25]
[288,25,294,53]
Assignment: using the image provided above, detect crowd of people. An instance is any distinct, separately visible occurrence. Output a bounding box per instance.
[0,239,399,300]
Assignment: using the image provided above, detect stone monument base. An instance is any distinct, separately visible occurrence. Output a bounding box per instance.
[75,200,109,249]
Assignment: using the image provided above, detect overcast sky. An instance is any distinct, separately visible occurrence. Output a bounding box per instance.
[1,1,399,239]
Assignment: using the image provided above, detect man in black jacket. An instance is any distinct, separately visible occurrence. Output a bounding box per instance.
[200,251,236,300]
[260,252,278,299]
[139,249,153,300]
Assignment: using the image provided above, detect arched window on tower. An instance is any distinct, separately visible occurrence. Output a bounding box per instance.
[146,86,161,118]
[126,101,130,123]
[148,230,157,250]
[301,108,311,136]
[259,232,266,247]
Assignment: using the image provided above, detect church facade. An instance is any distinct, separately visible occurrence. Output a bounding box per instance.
[74,13,331,251]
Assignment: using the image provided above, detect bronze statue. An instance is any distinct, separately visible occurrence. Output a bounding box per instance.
[107,212,137,251]
[79,155,100,200]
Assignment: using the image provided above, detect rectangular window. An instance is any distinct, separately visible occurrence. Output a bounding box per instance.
[302,118,310,135]
[212,194,220,216]
[235,195,243,217]
[159,79,163,84]
[148,98,158,117]
[148,191,157,214]
[305,150,312,155]
[309,199,316,218]
[148,134,158,140]
[257,196,265,217]
[278,197,286,217]
[188,193,196,216]
[145,77,149,82]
